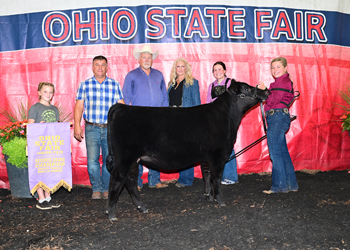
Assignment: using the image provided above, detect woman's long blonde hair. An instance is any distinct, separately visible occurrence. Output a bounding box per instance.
[168,58,194,87]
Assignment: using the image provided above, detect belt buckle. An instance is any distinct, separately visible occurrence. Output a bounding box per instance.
[267,109,275,116]
[283,108,289,114]
[98,123,106,128]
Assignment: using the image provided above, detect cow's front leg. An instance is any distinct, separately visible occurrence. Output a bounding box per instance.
[212,178,226,206]
[210,162,226,207]
[124,163,148,213]
[200,161,213,201]
[107,167,128,221]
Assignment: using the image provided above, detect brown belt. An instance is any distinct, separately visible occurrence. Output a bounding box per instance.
[266,108,289,116]
[85,121,108,128]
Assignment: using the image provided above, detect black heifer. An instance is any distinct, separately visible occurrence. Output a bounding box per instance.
[106,79,269,221]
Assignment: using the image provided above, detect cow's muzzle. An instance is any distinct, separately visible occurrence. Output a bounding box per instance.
[253,86,269,101]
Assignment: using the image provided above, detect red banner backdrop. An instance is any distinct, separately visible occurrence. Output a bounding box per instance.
[1,42,349,188]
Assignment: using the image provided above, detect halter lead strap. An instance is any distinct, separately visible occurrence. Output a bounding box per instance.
[260,102,267,133]
[270,82,300,108]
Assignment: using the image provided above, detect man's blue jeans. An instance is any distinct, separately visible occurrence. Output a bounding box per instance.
[138,165,162,187]
[178,167,194,186]
[85,124,110,193]
[222,149,238,182]
[266,110,298,193]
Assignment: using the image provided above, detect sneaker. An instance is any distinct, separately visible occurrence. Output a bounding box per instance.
[221,179,237,185]
[149,183,168,189]
[92,192,102,199]
[36,201,52,210]
[175,182,186,188]
[289,189,298,193]
[262,190,276,194]
[49,201,61,208]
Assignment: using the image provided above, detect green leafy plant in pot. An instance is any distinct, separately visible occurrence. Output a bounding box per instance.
[0,120,28,168]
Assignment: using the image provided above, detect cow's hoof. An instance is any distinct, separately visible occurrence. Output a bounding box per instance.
[205,196,213,201]
[204,193,213,201]
[108,211,118,221]
[214,199,226,207]
[137,205,148,213]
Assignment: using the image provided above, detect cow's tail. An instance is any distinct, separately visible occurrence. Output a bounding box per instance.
[106,109,115,173]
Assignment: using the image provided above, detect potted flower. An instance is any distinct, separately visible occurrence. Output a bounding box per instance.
[0,120,32,197]
[340,112,350,133]
[338,83,350,136]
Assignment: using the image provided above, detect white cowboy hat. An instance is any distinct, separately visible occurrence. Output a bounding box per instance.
[133,45,159,60]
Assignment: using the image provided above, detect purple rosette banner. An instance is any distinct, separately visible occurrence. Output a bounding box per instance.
[27,122,72,195]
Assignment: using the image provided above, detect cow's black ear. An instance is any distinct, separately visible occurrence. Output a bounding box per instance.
[229,80,239,94]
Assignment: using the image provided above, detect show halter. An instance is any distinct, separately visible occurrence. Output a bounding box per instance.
[225,83,300,163]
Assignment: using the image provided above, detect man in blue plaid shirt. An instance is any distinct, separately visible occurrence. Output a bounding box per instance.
[74,55,125,200]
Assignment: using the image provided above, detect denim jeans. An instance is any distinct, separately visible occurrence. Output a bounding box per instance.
[178,167,194,186]
[222,149,238,182]
[138,165,162,187]
[266,110,298,193]
[85,124,110,193]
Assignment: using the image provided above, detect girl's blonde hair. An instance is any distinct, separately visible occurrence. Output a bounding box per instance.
[271,57,288,68]
[38,82,55,99]
[168,58,194,87]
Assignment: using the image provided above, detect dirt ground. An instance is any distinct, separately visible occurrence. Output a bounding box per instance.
[0,170,349,250]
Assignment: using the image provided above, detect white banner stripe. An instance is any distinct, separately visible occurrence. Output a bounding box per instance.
[1,0,350,16]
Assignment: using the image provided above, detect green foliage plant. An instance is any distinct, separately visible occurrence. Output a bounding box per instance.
[2,137,28,168]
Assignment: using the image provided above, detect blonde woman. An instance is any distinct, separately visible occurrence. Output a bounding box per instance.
[168,58,201,187]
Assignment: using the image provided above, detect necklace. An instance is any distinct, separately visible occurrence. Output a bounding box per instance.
[174,78,184,90]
